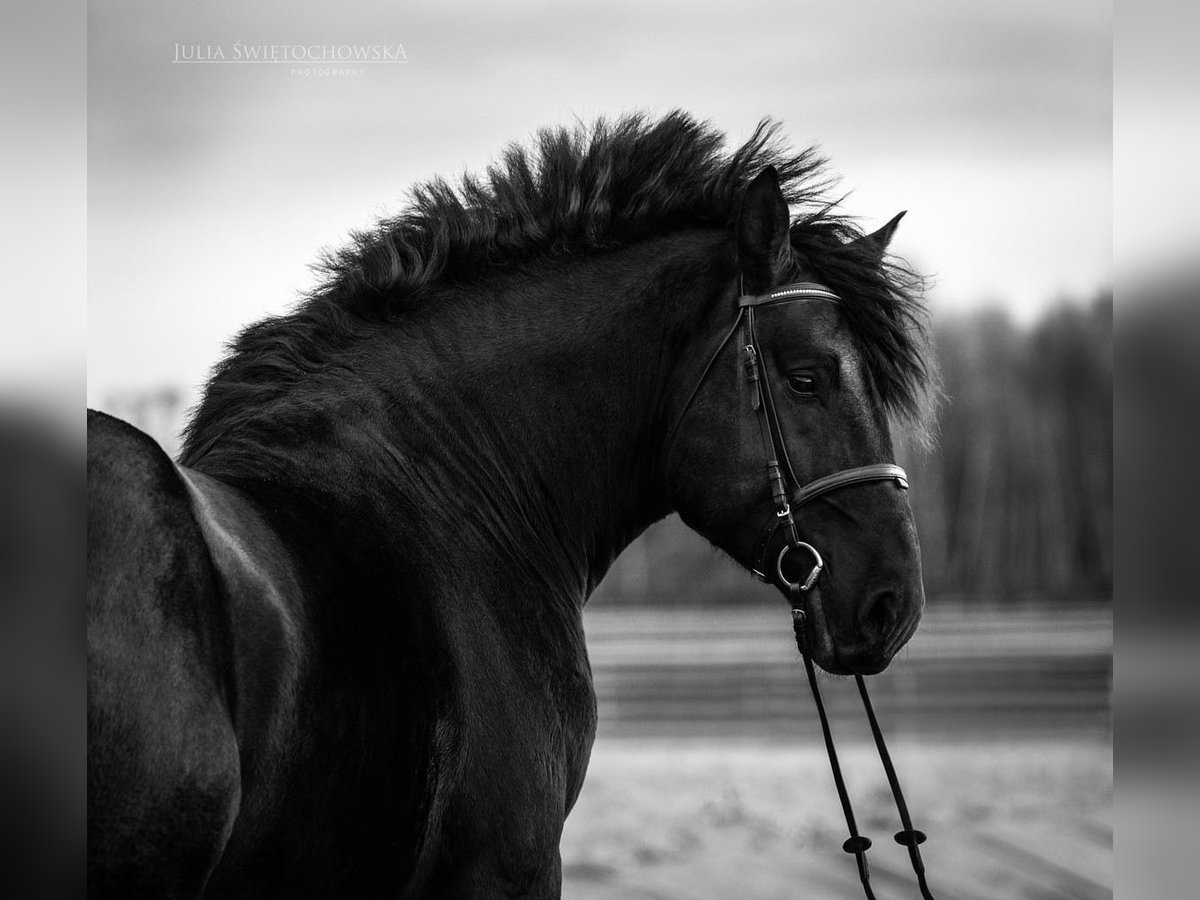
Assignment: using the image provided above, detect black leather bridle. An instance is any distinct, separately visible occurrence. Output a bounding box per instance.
[668,281,937,899]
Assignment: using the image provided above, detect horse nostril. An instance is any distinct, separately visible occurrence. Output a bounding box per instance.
[860,589,901,642]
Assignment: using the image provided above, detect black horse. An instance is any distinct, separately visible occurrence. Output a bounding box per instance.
[88,112,935,898]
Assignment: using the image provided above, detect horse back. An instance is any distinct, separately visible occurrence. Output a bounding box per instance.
[87,410,240,898]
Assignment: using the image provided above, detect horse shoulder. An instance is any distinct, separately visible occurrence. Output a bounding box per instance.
[87,410,241,897]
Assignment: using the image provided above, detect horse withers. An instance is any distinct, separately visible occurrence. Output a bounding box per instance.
[88,113,934,898]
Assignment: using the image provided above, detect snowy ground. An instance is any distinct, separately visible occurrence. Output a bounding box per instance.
[560,737,1111,900]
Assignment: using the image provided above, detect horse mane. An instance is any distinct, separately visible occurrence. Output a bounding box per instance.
[182,111,935,466]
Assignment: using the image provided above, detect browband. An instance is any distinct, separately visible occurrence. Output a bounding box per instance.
[739,282,842,306]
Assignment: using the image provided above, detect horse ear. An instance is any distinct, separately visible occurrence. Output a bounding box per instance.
[736,166,790,293]
[850,211,906,263]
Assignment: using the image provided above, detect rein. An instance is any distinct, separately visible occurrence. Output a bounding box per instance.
[669,281,937,899]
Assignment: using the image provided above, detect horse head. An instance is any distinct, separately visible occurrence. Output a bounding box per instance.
[667,167,928,676]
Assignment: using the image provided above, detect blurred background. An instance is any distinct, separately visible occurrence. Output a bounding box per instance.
[84,1,1114,897]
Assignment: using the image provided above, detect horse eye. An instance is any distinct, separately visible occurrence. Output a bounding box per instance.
[787,373,817,396]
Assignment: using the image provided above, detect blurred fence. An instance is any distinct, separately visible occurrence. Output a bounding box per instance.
[583,603,1112,740]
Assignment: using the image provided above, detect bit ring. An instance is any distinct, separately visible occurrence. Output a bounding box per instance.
[776,542,823,592]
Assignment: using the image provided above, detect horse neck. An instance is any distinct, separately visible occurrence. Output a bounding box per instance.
[380,231,729,605]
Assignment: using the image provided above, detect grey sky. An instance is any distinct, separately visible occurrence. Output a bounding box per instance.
[88,0,1111,403]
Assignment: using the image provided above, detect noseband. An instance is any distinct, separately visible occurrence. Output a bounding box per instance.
[668,281,937,899]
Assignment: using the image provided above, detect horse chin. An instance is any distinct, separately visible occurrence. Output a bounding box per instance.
[782,584,899,676]
[786,583,842,675]
[843,654,890,677]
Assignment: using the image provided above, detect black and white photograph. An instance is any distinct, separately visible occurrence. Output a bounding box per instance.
[82,2,1115,898]
[4,0,1138,896]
